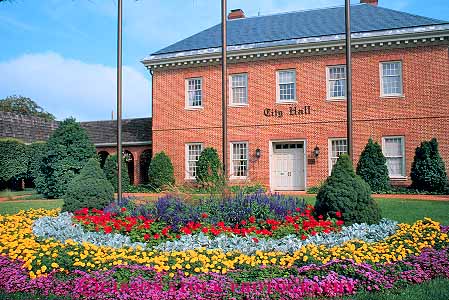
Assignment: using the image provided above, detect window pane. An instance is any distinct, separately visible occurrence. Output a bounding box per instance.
[386,157,403,177]
[187,144,203,178]
[384,138,402,156]
[382,62,402,95]
[278,71,295,101]
[231,74,247,104]
[330,139,347,171]
[187,78,202,107]
[383,137,404,177]
[232,142,248,177]
[328,66,346,98]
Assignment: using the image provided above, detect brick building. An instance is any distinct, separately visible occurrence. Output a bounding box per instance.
[0,112,152,185]
[142,0,449,191]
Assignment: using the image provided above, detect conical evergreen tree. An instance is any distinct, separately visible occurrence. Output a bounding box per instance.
[315,154,381,225]
[62,158,114,212]
[411,138,448,192]
[103,154,131,192]
[356,138,390,192]
[148,152,175,189]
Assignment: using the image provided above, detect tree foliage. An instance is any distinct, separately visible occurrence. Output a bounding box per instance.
[195,147,222,184]
[26,142,47,183]
[148,152,175,189]
[62,158,114,212]
[0,138,29,184]
[314,154,381,225]
[35,118,96,198]
[356,138,390,192]
[410,138,448,193]
[0,95,55,120]
[103,154,131,192]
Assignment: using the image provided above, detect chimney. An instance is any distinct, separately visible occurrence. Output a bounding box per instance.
[228,9,245,20]
[360,0,378,5]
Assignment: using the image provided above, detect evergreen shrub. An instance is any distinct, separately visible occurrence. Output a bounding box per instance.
[35,118,95,198]
[356,138,390,192]
[0,138,29,184]
[148,152,175,189]
[62,158,114,212]
[195,147,223,186]
[314,154,381,225]
[410,138,448,193]
[103,154,131,192]
[27,142,47,184]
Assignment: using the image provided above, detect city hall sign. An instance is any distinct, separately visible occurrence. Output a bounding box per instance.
[263,105,311,118]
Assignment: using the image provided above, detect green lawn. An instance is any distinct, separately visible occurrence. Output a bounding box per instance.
[0,199,63,215]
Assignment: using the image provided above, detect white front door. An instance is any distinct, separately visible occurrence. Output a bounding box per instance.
[272,142,305,190]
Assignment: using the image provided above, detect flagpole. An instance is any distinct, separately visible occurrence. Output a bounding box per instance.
[221,0,228,178]
[345,0,353,161]
[117,0,123,202]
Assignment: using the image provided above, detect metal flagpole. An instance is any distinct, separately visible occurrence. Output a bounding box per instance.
[221,0,228,177]
[117,0,123,202]
[345,0,353,161]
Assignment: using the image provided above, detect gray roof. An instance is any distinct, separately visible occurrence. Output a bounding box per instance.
[0,111,152,145]
[153,4,448,56]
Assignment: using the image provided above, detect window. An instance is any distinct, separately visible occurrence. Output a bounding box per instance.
[380,61,403,97]
[328,138,347,174]
[230,73,248,105]
[185,78,202,108]
[185,143,203,179]
[382,136,405,178]
[327,65,346,100]
[276,70,296,102]
[231,142,248,178]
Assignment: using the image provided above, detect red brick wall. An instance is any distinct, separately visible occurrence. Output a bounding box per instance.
[152,45,449,190]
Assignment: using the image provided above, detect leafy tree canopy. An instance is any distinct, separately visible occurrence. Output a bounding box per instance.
[0,95,55,120]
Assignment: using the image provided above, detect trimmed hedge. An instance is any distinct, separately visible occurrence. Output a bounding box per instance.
[26,142,47,184]
[356,138,390,192]
[314,154,381,225]
[62,158,113,212]
[103,154,131,192]
[411,138,448,193]
[0,138,29,184]
[35,118,96,198]
[148,152,175,189]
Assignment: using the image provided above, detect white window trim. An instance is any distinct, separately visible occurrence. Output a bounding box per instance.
[229,73,249,107]
[185,77,203,110]
[276,69,297,103]
[326,65,346,101]
[379,61,404,98]
[382,136,406,179]
[230,141,249,179]
[328,138,348,175]
[185,143,203,180]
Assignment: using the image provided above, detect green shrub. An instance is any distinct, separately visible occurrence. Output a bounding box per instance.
[356,138,390,192]
[62,158,114,212]
[148,152,175,189]
[410,138,448,193]
[35,118,96,198]
[26,142,47,184]
[314,154,381,225]
[103,154,131,192]
[196,147,222,184]
[0,138,29,185]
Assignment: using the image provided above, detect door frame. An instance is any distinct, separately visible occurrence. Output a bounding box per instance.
[269,139,307,192]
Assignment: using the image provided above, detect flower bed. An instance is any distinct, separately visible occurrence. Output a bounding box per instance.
[0,193,448,299]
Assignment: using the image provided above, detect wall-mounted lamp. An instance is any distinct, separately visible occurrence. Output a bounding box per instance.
[255,148,261,159]
[313,145,320,158]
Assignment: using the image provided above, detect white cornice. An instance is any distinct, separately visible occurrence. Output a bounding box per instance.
[142,24,449,69]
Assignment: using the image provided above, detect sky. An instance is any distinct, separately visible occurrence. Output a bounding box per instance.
[0,0,448,121]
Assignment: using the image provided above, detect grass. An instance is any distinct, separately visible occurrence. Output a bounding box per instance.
[0,199,63,215]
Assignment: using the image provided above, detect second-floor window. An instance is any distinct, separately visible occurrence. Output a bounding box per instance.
[230,73,248,105]
[186,77,202,108]
[327,65,346,100]
[277,70,296,102]
[380,61,403,97]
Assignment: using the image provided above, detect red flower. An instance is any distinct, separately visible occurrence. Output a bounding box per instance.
[295,207,301,212]
[301,235,307,240]
[336,220,344,226]
[121,207,127,212]
[249,216,256,223]
[153,234,160,239]
[311,230,317,236]
[144,234,150,240]
[104,226,112,234]
[241,220,247,226]
[176,234,181,239]
[252,237,259,243]
[336,211,342,218]
[201,213,208,219]
[201,227,209,234]
[318,215,323,220]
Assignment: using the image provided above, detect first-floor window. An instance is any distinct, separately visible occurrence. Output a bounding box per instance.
[231,142,248,177]
[185,143,203,179]
[329,138,347,174]
[382,136,405,178]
